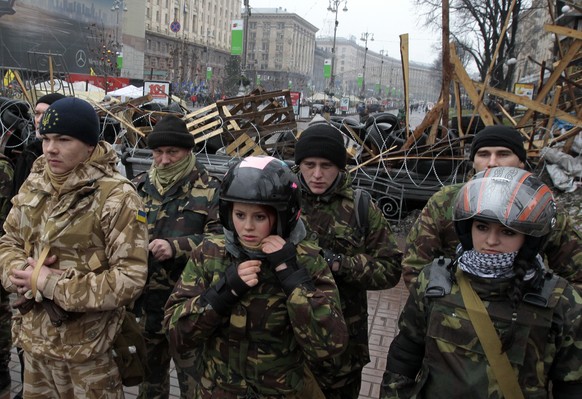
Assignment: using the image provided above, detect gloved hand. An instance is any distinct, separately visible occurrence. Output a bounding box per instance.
[201,262,253,315]
[321,249,343,272]
[266,242,314,296]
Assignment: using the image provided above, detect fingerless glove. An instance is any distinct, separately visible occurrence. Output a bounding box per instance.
[266,242,315,296]
[200,262,251,315]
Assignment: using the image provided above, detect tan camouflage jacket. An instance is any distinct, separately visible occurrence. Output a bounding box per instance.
[0,141,148,362]
[403,183,582,289]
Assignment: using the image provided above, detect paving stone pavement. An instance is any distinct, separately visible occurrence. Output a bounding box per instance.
[5,280,409,399]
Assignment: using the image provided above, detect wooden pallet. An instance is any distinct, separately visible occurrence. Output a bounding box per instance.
[181,103,240,145]
[216,88,297,146]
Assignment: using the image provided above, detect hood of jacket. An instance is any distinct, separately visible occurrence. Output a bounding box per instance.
[29,141,121,195]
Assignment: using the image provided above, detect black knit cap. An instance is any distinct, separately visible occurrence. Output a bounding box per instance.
[39,97,100,146]
[470,125,527,162]
[294,123,347,169]
[36,93,66,105]
[147,115,194,149]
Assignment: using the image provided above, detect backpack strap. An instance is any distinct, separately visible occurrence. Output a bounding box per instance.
[457,270,525,399]
[353,188,371,236]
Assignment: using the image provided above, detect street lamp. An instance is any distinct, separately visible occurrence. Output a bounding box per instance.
[360,31,373,98]
[205,29,215,93]
[110,0,127,77]
[378,49,385,97]
[327,0,348,97]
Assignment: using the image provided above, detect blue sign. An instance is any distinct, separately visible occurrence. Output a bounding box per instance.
[170,20,181,33]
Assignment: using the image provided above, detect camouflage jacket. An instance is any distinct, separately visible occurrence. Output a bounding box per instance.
[381,264,582,398]
[0,154,13,235]
[298,172,402,387]
[403,183,582,288]
[132,158,221,333]
[0,141,148,362]
[164,233,348,397]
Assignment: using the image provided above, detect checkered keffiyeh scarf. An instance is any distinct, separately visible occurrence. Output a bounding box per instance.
[458,250,518,279]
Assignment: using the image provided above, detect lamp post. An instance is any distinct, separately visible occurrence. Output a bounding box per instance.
[110,0,127,77]
[360,31,373,98]
[205,29,214,95]
[327,0,348,97]
[378,49,385,97]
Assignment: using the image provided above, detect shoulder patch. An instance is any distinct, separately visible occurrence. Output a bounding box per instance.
[136,209,147,223]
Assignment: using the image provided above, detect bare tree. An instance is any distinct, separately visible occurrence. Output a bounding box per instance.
[413,0,532,91]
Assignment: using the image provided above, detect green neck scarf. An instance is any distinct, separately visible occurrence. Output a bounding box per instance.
[149,153,195,195]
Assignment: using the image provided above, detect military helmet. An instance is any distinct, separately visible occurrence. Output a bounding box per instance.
[219,155,301,239]
[453,166,556,260]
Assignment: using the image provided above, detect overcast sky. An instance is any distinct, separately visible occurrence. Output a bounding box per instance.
[248,0,442,65]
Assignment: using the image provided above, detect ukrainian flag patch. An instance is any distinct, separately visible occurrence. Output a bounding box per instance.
[136,209,147,223]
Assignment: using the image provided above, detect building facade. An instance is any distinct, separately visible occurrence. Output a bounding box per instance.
[243,7,318,93]
[143,0,240,96]
[316,36,440,103]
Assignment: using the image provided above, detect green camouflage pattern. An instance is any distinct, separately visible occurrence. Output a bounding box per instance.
[403,183,582,288]
[381,266,582,398]
[0,141,148,363]
[132,158,221,333]
[164,234,348,397]
[132,158,221,399]
[298,173,402,392]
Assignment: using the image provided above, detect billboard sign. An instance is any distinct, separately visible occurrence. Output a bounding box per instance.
[144,80,171,106]
[0,1,130,75]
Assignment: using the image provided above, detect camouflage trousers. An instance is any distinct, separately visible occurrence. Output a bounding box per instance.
[137,331,199,399]
[23,350,123,399]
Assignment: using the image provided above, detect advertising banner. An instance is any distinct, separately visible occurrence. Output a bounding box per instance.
[514,83,534,111]
[324,59,331,78]
[144,80,171,106]
[231,20,244,56]
[290,91,301,114]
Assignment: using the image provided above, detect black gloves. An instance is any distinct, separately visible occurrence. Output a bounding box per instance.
[266,242,315,296]
[321,249,343,272]
[201,262,252,315]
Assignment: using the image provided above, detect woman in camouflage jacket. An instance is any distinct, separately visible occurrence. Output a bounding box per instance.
[381,167,582,399]
[165,156,348,398]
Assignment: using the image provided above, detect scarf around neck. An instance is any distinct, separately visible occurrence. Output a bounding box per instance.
[46,143,102,192]
[458,249,518,279]
[149,152,195,195]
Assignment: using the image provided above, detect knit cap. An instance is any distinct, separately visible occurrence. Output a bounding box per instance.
[39,97,100,145]
[470,125,526,162]
[294,123,347,169]
[36,93,66,105]
[147,115,194,149]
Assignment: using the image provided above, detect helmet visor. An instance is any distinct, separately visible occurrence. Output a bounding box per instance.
[453,173,556,237]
